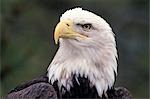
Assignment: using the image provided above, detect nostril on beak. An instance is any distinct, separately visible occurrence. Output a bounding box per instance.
[66,23,70,27]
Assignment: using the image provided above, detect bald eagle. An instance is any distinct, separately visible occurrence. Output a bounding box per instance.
[6,8,132,99]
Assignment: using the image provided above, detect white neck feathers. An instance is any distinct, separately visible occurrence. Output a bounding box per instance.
[47,35,117,97]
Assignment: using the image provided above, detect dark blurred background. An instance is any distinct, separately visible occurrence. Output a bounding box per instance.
[1,0,149,98]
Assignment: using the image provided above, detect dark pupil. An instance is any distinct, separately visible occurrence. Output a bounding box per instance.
[82,24,91,29]
[85,25,88,28]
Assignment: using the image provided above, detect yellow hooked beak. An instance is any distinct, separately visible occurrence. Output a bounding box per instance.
[54,20,88,44]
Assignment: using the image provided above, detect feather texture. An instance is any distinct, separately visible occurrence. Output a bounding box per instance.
[48,8,118,97]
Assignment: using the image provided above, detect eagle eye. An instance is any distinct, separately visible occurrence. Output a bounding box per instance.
[81,24,92,30]
[76,23,92,31]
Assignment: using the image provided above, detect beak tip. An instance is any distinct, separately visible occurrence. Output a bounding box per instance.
[54,40,58,44]
[54,38,59,44]
[55,41,58,44]
[54,33,59,44]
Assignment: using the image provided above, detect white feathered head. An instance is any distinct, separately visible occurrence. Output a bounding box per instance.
[48,8,118,97]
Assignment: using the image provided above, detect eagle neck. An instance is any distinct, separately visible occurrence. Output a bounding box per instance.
[47,39,117,97]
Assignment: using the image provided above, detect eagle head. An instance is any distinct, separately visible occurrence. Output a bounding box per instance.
[48,8,118,97]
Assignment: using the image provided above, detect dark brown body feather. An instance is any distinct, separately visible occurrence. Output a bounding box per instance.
[6,74,132,99]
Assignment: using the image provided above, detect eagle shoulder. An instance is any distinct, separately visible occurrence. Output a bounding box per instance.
[5,75,57,99]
